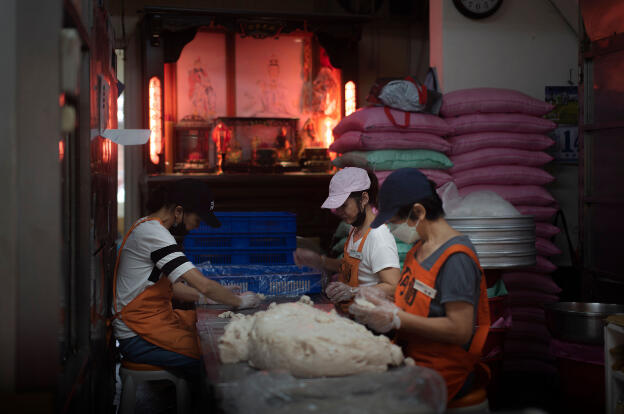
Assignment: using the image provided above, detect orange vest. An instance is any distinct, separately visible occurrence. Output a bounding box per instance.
[336,227,371,314]
[394,240,490,401]
[112,217,200,359]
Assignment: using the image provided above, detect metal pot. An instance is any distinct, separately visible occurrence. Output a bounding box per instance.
[544,302,624,344]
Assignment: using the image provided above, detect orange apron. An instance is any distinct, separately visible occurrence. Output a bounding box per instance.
[336,227,372,314]
[112,217,200,359]
[394,240,490,401]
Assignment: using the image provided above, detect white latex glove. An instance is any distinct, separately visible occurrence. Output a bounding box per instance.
[325,281,358,303]
[236,291,262,310]
[293,248,325,270]
[349,288,401,333]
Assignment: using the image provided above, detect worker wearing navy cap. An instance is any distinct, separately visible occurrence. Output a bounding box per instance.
[349,168,490,402]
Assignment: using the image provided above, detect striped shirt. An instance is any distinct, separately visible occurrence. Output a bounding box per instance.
[112,217,195,339]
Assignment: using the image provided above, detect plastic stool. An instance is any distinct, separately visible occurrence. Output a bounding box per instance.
[119,360,190,414]
[447,387,490,413]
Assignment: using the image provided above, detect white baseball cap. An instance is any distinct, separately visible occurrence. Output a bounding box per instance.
[321,167,371,209]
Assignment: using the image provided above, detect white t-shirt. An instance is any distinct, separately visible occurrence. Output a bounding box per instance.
[112,218,196,339]
[346,224,400,286]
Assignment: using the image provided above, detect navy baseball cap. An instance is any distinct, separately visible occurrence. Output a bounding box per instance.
[170,179,221,228]
[371,168,432,228]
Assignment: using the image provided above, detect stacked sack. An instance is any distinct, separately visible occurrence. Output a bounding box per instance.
[330,106,455,187]
[330,102,455,263]
[441,88,562,375]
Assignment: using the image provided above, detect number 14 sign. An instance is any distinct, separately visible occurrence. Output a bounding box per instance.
[549,126,578,163]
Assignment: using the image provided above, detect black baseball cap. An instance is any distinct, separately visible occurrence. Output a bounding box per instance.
[371,168,432,228]
[170,179,221,228]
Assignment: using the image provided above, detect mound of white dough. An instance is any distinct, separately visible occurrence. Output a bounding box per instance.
[218,296,405,378]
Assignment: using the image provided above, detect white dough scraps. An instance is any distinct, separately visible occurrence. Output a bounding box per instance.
[218,296,405,377]
[217,311,245,319]
[354,296,376,309]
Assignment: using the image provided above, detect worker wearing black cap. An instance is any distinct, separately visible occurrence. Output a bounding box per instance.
[349,168,490,402]
[111,178,261,378]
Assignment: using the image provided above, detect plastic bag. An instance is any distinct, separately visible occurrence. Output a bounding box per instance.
[218,365,447,414]
[439,182,521,217]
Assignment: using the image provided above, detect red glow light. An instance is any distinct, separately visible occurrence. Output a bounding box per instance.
[149,77,163,165]
[345,81,356,116]
[59,139,65,162]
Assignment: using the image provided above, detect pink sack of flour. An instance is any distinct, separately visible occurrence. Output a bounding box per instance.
[447,113,556,136]
[505,340,551,359]
[503,359,557,375]
[509,290,559,307]
[523,255,557,274]
[449,148,553,173]
[536,237,562,257]
[453,166,555,188]
[332,106,453,138]
[515,205,558,221]
[360,131,451,153]
[449,132,555,155]
[458,184,556,206]
[329,131,361,153]
[535,222,561,238]
[329,130,452,154]
[376,169,453,188]
[509,306,547,323]
[503,272,562,295]
[440,88,554,118]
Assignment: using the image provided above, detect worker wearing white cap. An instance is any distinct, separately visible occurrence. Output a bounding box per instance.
[293,167,401,313]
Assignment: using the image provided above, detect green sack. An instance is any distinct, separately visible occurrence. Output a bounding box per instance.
[332,149,453,171]
[487,279,508,298]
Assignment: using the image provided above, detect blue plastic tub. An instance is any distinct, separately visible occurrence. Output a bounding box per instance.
[183,233,296,251]
[192,212,296,235]
[186,249,295,266]
[197,264,322,296]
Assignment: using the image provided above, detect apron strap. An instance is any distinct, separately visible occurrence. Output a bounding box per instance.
[427,244,490,357]
[112,217,162,316]
[343,226,373,256]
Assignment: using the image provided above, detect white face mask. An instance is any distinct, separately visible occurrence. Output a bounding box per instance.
[388,221,420,245]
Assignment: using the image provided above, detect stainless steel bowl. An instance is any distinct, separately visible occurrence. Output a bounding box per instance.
[446,216,536,269]
[544,302,624,344]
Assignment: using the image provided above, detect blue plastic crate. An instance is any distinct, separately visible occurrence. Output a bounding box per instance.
[198,264,322,296]
[192,212,296,234]
[183,233,296,251]
[186,249,295,266]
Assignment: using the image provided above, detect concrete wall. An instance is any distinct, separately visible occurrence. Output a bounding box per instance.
[0,0,62,394]
[0,0,18,393]
[430,0,579,265]
[435,0,578,98]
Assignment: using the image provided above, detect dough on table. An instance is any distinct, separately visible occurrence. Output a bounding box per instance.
[218,296,405,377]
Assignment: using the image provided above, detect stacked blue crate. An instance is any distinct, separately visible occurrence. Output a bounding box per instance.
[185,212,321,296]
[184,212,297,265]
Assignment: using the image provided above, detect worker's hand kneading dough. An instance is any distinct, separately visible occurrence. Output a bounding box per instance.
[292,248,324,270]
[349,288,401,333]
[237,291,262,309]
[325,281,357,303]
